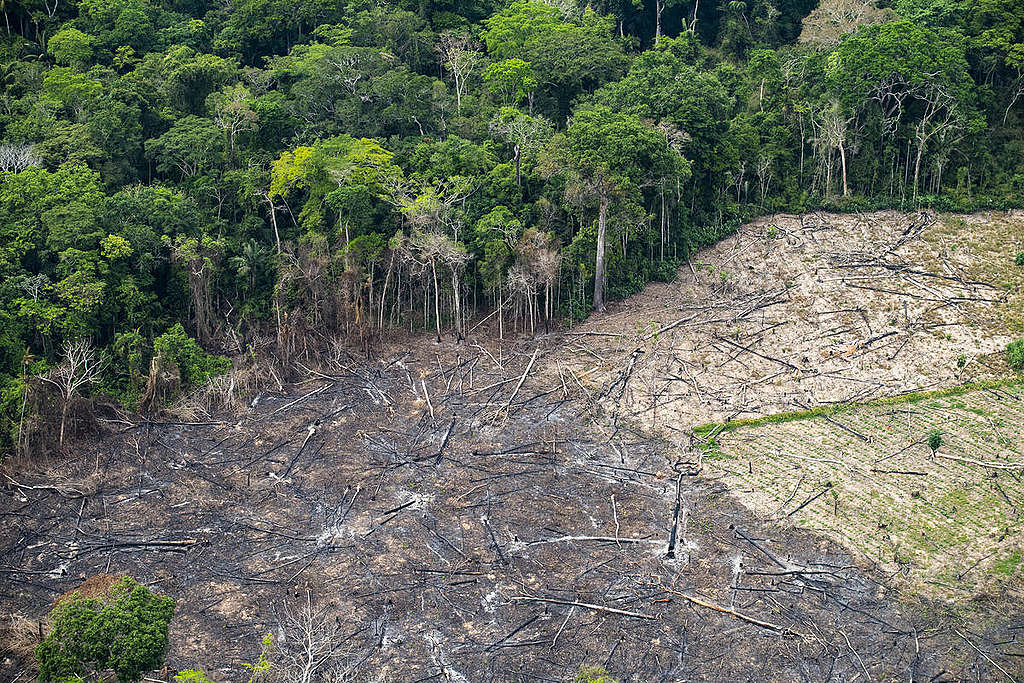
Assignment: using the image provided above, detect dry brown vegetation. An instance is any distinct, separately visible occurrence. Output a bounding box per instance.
[553,210,1024,432]
[1,211,1023,681]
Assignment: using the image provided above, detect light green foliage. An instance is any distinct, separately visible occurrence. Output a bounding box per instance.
[575,666,618,683]
[483,58,538,106]
[242,633,273,683]
[100,234,133,260]
[270,135,401,235]
[173,670,216,683]
[35,577,175,683]
[47,28,96,68]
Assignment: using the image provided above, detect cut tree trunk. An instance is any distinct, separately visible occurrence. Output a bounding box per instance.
[593,196,609,313]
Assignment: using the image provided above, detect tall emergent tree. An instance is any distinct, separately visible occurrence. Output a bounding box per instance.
[544,107,690,312]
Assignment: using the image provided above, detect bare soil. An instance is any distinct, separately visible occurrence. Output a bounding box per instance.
[2,211,1023,681]
[554,210,1024,433]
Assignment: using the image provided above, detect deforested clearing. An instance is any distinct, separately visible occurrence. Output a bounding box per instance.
[557,211,1024,430]
[2,211,1022,682]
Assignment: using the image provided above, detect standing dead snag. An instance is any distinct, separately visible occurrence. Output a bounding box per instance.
[273,590,354,683]
[35,340,102,450]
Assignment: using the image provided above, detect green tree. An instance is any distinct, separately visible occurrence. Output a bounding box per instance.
[35,577,175,683]
[543,107,690,311]
[152,323,230,389]
[826,21,978,199]
[47,27,96,69]
[483,57,537,107]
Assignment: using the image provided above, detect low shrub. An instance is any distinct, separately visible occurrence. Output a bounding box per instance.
[576,666,617,683]
[36,577,175,683]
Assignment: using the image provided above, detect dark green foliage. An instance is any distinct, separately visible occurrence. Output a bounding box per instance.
[927,429,944,454]
[1007,340,1024,371]
[153,324,231,389]
[1015,252,1024,266]
[2,0,1024,455]
[35,577,175,683]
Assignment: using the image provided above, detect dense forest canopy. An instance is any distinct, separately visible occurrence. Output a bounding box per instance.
[2,0,1024,454]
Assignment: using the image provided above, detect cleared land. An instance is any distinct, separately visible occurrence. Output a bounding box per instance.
[707,382,1024,598]
[555,210,1024,431]
[1,343,963,681]
[2,211,1023,680]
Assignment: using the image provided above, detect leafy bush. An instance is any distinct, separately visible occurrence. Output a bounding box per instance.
[576,666,617,683]
[174,671,216,683]
[1008,339,1024,371]
[152,324,231,389]
[36,577,175,683]
[927,429,943,454]
[1016,252,1024,267]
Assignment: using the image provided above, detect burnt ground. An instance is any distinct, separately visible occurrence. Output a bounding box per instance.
[2,337,1022,682]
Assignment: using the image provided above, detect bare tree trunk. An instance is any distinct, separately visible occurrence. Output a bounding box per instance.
[379,251,394,329]
[655,0,663,45]
[660,187,666,261]
[267,194,281,255]
[431,260,441,342]
[593,195,609,313]
[58,401,69,450]
[913,134,925,202]
[839,140,849,197]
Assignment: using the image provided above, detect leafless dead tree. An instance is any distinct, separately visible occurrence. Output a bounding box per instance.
[35,340,102,450]
[273,590,352,683]
[0,142,41,173]
[436,32,481,115]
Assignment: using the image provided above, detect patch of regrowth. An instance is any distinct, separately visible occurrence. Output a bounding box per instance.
[36,576,175,683]
[993,550,1022,577]
[174,672,216,683]
[576,666,618,683]
[153,323,232,390]
[1007,339,1024,372]
[927,429,943,455]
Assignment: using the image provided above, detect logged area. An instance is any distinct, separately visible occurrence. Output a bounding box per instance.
[557,210,1024,431]
[2,212,1023,681]
[710,384,1024,596]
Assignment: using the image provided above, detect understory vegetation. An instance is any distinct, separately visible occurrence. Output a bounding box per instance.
[2,0,1024,454]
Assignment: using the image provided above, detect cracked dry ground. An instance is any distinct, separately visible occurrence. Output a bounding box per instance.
[2,338,1020,681]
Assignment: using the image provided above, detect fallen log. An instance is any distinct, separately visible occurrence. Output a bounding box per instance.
[510,596,656,620]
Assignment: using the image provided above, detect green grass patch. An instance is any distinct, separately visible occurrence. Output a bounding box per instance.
[692,377,1024,437]
[993,550,1022,576]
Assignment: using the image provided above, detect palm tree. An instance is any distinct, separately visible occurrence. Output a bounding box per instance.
[229,238,268,294]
